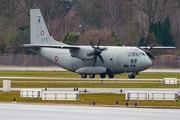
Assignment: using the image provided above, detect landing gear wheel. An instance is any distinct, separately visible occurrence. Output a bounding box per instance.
[108,74,114,78]
[100,74,106,78]
[89,74,95,78]
[128,74,135,79]
[81,74,87,78]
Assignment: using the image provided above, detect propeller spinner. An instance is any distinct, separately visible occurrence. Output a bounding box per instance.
[87,38,107,66]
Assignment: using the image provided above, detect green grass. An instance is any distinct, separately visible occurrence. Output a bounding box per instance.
[0,71,180,78]
[0,91,179,108]
[0,81,179,88]
[0,71,79,77]
[0,78,179,88]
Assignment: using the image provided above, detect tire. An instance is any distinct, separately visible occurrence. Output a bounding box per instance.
[100,74,106,78]
[128,74,135,79]
[108,74,114,78]
[89,74,95,78]
[81,74,87,78]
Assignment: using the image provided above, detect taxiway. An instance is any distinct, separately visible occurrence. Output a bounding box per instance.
[1,66,180,72]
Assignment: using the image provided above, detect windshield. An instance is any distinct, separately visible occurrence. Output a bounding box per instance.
[128,52,147,57]
[138,52,147,56]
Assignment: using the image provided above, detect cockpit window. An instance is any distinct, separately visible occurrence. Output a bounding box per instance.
[135,53,140,57]
[138,52,147,56]
[128,52,145,57]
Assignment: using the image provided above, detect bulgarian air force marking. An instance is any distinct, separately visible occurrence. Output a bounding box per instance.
[41,30,44,36]
[54,56,58,61]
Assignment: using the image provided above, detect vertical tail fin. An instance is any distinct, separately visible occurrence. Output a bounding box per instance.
[30,8,65,45]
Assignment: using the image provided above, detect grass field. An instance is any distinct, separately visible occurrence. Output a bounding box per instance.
[0,71,179,108]
[0,80,179,88]
[0,91,179,108]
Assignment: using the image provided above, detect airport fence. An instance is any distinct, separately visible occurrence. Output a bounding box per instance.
[0,54,179,68]
[0,54,56,66]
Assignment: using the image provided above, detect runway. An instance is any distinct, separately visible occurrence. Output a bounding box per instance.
[0,103,179,120]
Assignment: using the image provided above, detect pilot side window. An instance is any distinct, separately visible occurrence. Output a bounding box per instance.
[135,53,140,57]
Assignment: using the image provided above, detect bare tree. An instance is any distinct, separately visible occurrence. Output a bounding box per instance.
[16,0,38,17]
[76,0,104,33]
[101,0,125,34]
[134,0,173,25]
[78,29,117,45]
[0,0,19,19]
[119,24,142,46]
[133,0,178,36]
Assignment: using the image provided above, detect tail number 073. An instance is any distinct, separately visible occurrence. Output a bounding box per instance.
[41,38,48,43]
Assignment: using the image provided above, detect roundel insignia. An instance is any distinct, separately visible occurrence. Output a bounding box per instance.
[54,56,58,61]
[40,30,44,36]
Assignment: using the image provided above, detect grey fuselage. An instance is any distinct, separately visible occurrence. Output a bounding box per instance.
[32,46,152,74]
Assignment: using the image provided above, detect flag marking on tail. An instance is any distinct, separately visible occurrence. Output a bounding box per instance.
[41,31,44,36]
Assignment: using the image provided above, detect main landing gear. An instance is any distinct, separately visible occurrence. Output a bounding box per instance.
[128,72,136,79]
[80,73,114,79]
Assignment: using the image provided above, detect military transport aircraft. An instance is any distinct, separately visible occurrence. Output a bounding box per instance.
[11,8,176,79]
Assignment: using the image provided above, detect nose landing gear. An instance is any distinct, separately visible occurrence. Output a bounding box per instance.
[128,72,136,79]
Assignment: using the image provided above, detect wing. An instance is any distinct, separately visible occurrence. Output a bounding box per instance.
[139,46,176,49]
[7,44,95,60]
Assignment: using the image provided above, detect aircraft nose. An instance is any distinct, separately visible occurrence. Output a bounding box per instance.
[145,58,152,68]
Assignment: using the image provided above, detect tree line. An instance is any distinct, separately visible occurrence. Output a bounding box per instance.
[0,0,180,55]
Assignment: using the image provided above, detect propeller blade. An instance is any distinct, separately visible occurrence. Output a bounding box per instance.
[147,53,155,60]
[93,55,97,66]
[90,41,95,49]
[138,46,155,60]
[87,51,95,56]
[149,44,155,51]
[88,40,106,65]
[97,38,101,47]
[100,48,107,51]
[98,54,104,63]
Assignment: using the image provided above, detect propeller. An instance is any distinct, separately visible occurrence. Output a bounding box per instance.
[139,44,155,60]
[87,38,107,66]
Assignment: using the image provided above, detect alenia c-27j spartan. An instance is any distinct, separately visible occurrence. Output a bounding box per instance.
[11,7,176,79]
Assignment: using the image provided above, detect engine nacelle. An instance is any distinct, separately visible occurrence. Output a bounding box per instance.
[70,47,94,60]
